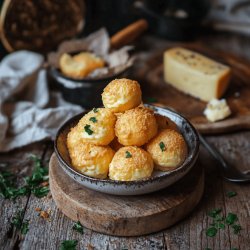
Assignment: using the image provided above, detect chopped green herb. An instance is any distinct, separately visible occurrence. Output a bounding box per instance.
[146,97,158,103]
[232,224,242,235]
[89,117,97,123]
[31,186,49,198]
[231,248,238,250]
[226,191,237,198]
[72,221,84,234]
[206,227,218,237]
[159,141,166,152]
[21,220,29,235]
[11,209,24,229]
[125,151,132,158]
[84,124,93,135]
[205,248,212,250]
[225,213,238,225]
[0,154,49,200]
[216,222,225,229]
[208,208,222,218]
[60,240,78,250]
[93,108,98,113]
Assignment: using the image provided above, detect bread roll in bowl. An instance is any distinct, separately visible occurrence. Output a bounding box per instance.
[109,146,154,181]
[67,141,115,179]
[102,78,142,112]
[59,52,105,79]
[115,107,158,146]
[146,129,187,171]
[76,108,116,146]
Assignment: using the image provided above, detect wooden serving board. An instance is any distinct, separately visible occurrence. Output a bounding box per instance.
[50,153,204,236]
[141,43,250,134]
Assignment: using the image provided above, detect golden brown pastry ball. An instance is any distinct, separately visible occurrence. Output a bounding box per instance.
[67,141,115,179]
[102,78,142,112]
[59,52,105,79]
[115,107,158,146]
[109,146,153,181]
[77,108,116,146]
[146,129,187,171]
[155,114,179,131]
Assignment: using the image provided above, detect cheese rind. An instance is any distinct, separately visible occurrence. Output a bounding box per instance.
[164,47,231,102]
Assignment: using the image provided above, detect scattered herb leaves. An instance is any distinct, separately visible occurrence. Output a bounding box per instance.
[125,151,132,158]
[72,221,84,234]
[93,108,98,113]
[11,209,24,229]
[21,220,29,235]
[226,191,237,198]
[60,240,78,250]
[0,154,49,199]
[226,213,238,225]
[232,224,242,235]
[89,117,97,123]
[208,208,222,218]
[159,141,166,152]
[31,186,50,198]
[206,209,242,238]
[84,125,93,135]
[11,209,29,235]
[206,227,218,237]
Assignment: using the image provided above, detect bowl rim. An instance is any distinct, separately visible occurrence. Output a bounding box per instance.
[49,65,130,84]
[54,104,200,185]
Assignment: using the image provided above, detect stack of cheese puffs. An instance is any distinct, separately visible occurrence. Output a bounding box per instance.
[67,79,187,181]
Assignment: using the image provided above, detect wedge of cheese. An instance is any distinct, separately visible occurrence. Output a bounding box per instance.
[164,47,231,102]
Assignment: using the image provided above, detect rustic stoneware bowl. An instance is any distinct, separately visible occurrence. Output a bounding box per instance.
[54,105,199,195]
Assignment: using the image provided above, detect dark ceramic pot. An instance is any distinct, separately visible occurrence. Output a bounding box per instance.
[49,67,129,108]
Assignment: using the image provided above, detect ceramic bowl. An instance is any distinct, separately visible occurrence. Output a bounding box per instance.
[54,105,199,195]
[49,66,129,108]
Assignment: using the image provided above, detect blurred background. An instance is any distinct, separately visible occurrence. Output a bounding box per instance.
[1,0,250,56]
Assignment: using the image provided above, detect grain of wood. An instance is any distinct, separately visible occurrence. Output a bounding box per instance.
[1,33,250,250]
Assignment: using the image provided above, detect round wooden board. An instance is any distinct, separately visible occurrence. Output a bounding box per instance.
[49,153,204,236]
[141,43,250,134]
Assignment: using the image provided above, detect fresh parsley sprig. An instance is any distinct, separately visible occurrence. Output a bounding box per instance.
[60,240,78,250]
[0,154,49,200]
[72,221,84,234]
[11,209,29,235]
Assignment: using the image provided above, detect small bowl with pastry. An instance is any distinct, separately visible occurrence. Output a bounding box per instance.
[54,78,199,195]
[48,20,148,108]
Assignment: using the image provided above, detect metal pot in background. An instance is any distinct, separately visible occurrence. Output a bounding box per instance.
[134,0,210,40]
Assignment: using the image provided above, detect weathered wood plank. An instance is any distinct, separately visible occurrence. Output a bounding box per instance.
[0,143,46,250]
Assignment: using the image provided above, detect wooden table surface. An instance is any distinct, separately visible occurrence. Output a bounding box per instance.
[0,32,250,250]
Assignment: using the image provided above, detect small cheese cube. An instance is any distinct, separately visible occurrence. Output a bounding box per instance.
[204,99,231,122]
[164,47,231,102]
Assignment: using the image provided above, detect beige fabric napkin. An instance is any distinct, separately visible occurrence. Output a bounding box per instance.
[0,51,83,152]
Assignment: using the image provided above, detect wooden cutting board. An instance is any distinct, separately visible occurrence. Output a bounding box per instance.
[50,153,204,236]
[141,43,250,134]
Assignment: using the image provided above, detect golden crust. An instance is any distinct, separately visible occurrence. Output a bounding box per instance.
[59,52,105,79]
[109,146,153,181]
[102,78,142,112]
[115,106,158,146]
[67,139,115,179]
[155,114,179,131]
[77,108,116,146]
[146,129,187,171]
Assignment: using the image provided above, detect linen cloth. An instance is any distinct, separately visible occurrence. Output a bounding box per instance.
[0,50,83,152]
